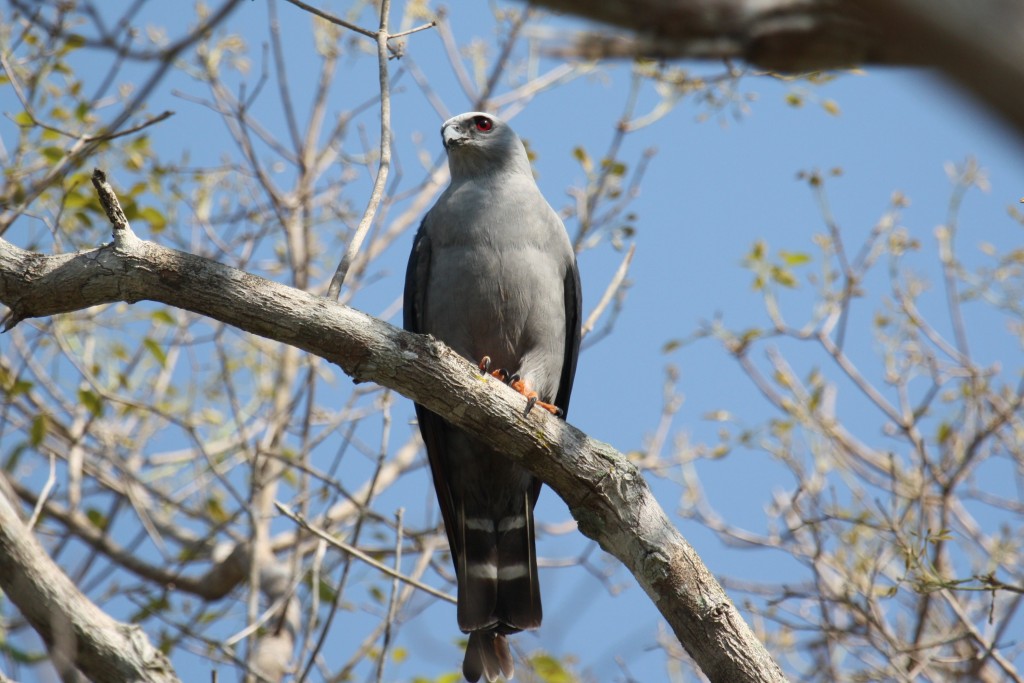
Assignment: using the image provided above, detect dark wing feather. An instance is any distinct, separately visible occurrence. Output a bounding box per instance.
[554,257,582,418]
[403,218,462,565]
[403,217,429,335]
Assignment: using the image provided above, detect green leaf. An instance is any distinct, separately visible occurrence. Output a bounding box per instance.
[143,338,167,367]
[572,146,592,173]
[41,147,65,162]
[771,266,798,288]
[30,414,48,447]
[129,595,169,623]
[7,379,34,397]
[78,389,104,417]
[779,250,811,266]
[62,33,86,52]
[138,206,167,233]
[601,159,627,176]
[86,507,109,530]
[748,240,766,261]
[529,652,576,683]
[63,190,93,209]
[206,495,229,524]
[151,309,175,325]
[317,577,337,603]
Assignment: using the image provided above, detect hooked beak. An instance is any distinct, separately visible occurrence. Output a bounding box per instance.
[442,123,466,150]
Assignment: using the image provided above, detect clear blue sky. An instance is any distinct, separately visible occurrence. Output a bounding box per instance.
[7,1,1024,681]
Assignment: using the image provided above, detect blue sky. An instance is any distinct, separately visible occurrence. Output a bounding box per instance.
[5,1,1024,681]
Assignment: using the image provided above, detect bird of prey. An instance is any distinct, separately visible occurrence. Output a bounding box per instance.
[404,112,581,682]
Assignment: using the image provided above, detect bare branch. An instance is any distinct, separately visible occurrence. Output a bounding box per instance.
[275,503,455,605]
[0,477,180,683]
[328,0,393,298]
[581,242,635,338]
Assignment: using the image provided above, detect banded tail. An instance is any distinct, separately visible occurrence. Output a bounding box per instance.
[458,492,542,682]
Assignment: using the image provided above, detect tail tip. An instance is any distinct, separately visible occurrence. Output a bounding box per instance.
[463,630,514,682]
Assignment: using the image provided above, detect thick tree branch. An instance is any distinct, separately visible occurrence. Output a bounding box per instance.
[0,477,180,683]
[858,0,1024,142]
[533,0,881,71]
[527,0,1024,139]
[0,171,787,682]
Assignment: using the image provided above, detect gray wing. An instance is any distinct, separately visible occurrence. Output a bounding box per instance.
[403,217,462,563]
[402,216,429,336]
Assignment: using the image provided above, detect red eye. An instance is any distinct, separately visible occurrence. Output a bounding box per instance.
[473,116,493,132]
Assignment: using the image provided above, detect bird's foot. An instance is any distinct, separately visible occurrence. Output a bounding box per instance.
[509,378,562,417]
[478,356,513,383]
[479,356,561,417]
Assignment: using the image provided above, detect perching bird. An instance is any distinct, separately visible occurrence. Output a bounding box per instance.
[404,112,581,682]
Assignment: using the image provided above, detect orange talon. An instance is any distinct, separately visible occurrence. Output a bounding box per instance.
[478,355,511,382]
[478,356,561,416]
[509,378,561,416]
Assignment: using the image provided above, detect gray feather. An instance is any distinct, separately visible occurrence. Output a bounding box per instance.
[404,112,581,680]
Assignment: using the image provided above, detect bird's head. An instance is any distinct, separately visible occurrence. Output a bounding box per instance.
[440,112,532,180]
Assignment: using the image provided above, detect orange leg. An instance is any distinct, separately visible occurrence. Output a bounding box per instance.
[478,356,561,417]
[478,355,510,381]
[509,378,562,417]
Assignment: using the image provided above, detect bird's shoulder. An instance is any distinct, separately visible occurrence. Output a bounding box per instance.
[431,174,556,222]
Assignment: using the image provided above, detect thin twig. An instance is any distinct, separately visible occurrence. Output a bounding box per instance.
[0,47,173,144]
[281,0,376,39]
[327,0,392,298]
[476,8,533,110]
[1,0,243,233]
[940,174,971,358]
[581,242,635,338]
[375,508,404,683]
[435,9,480,104]
[275,502,454,604]
[26,453,57,530]
[389,21,436,41]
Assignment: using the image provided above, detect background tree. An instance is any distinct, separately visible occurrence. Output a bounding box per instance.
[1,1,1023,682]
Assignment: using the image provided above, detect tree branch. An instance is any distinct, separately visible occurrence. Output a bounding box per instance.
[525,0,893,71]
[0,476,180,683]
[0,170,787,682]
[327,0,393,297]
[525,0,1024,140]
